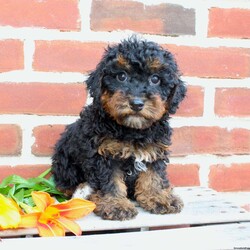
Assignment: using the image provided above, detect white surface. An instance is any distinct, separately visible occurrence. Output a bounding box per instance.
[1,223,250,250]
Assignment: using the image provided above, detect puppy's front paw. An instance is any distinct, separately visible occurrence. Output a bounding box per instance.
[100,201,138,221]
[136,190,183,214]
[90,193,138,221]
[170,193,184,213]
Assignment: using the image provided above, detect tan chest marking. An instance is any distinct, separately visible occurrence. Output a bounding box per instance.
[98,138,168,162]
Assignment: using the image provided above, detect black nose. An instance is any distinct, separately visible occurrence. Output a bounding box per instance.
[129,98,144,111]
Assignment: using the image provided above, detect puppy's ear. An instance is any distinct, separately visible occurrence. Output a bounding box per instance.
[160,48,187,114]
[168,77,187,114]
[86,61,105,99]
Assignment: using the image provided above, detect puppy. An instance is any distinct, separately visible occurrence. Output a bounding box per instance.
[51,37,187,220]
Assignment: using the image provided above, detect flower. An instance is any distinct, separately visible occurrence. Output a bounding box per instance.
[0,194,21,229]
[19,191,96,237]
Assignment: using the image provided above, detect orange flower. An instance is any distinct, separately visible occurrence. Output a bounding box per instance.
[19,191,96,237]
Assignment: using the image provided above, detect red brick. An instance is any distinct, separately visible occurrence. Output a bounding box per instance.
[0,83,86,115]
[0,165,50,182]
[0,0,80,31]
[168,164,200,187]
[215,88,250,117]
[208,8,250,39]
[32,125,65,156]
[175,86,204,117]
[0,124,22,155]
[171,127,250,156]
[0,40,24,72]
[165,45,250,78]
[209,164,250,191]
[90,0,195,35]
[33,41,107,73]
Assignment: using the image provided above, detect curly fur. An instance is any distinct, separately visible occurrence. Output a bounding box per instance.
[51,36,187,220]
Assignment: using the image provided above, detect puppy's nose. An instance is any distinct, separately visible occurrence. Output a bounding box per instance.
[129,98,144,111]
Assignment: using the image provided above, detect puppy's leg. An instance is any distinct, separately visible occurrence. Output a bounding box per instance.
[89,169,138,221]
[135,165,183,214]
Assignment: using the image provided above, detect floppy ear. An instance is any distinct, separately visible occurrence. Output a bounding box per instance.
[168,78,187,114]
[160,48,187,115]
[86,44,117,100]
[85,61,105,100]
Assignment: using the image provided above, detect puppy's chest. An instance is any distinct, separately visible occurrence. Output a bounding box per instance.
[98,138,168,163]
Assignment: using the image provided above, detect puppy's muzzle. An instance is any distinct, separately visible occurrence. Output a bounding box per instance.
[129,98,144,112]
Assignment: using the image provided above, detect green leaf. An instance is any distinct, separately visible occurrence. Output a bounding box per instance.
[0,186,11,195]
[0,175,29,188]
[54,194,67,203]
[23,197,35,207]
[15,181,37,189]
[8,185,16,197]
[38,167,51,178]
[15,189,24,202]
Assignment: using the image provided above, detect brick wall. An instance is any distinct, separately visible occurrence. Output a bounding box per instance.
[0,0,249,192]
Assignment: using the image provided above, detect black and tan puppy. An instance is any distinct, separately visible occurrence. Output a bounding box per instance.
[52,37,187,220]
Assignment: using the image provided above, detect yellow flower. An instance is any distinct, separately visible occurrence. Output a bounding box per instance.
[0,194,21,229]
[19,191,96,237]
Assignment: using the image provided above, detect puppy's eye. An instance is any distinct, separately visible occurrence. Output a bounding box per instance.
[116,72,127,82]
[149,74,160,85]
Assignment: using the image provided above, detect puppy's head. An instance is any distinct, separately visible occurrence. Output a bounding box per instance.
[86,37,186,129]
